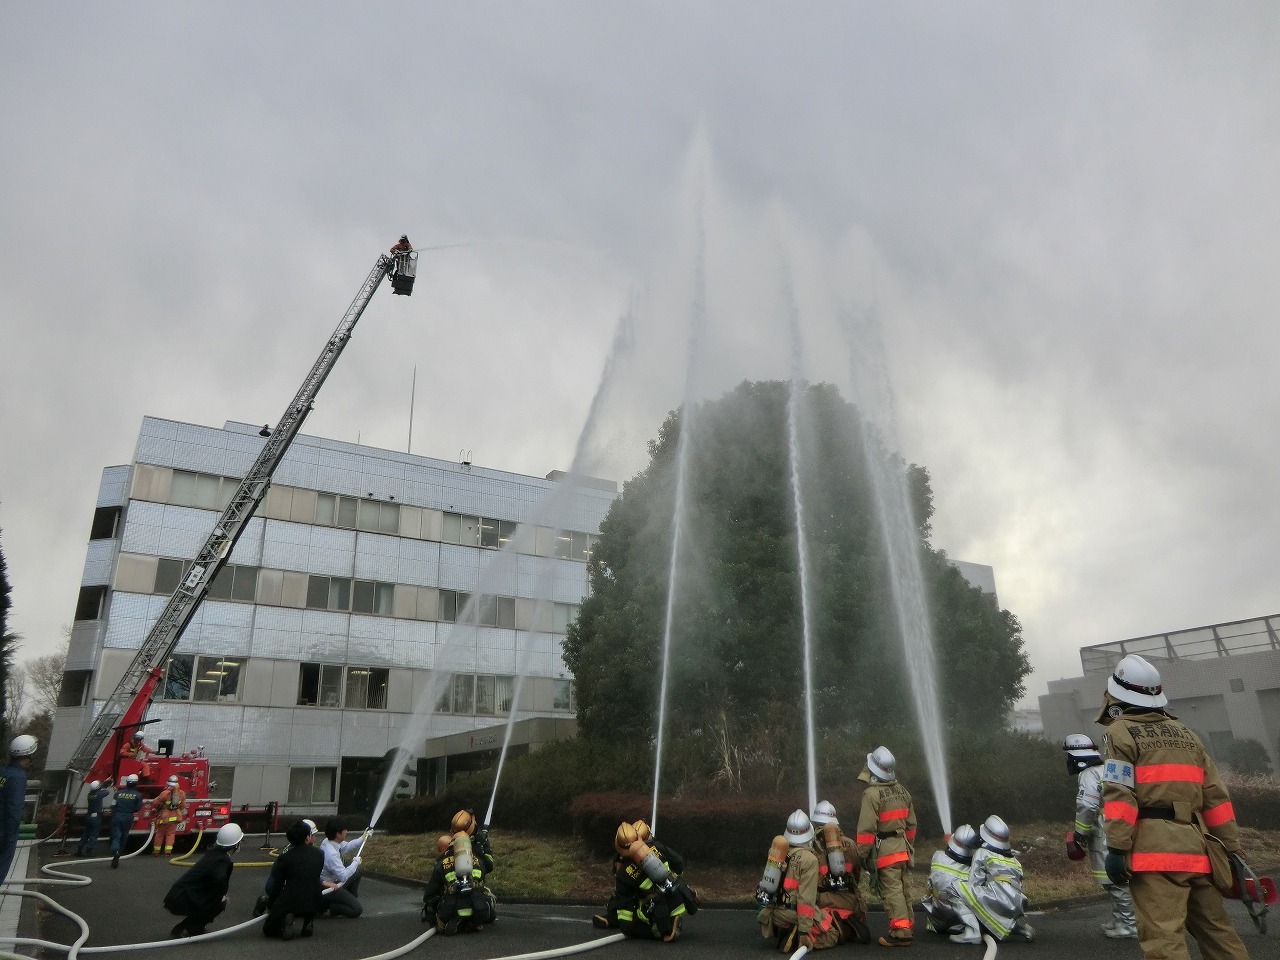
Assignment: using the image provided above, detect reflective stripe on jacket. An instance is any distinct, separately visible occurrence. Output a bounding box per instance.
[1101,709,1240,874]
[855,780,916,868]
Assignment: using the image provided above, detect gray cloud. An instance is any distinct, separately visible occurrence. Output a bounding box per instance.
[3,2,1278,705]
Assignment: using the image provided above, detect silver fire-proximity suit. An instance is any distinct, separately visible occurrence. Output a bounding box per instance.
[1064,735,1137,937]
[952,817,1032,944]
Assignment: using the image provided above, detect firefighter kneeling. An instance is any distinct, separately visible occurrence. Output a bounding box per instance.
[595,821,696,942]
[758,811,860,951]
[421,810,496,934]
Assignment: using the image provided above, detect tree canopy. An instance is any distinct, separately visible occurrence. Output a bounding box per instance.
[0,528,15,746]
[563,380,1029,788]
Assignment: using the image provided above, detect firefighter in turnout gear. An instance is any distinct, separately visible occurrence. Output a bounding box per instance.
[758,810,852,951]
[856,746,917,946]
[599,821,691,941]
[951,815,1033,944]
[920,824,980,936]
[1064,733,1137,937]
[1096,654,1252,960]
[150,775,188,855]
[809,800,870,942]
[120,732,156,780]
[422,810,496,933]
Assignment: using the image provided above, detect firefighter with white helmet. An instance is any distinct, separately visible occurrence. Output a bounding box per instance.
[758,810,851,951]
[0,735,38,882]
[162,822,242,937]
[855,746,918,946]
[949,815,1033,944]
[809,800,869,942]
[149,774,188,856]
[1063,733,1136,937]
[1096,653,1252,960]
[108,773,145,868]
[76,777,113,857]
[920,824,980,936]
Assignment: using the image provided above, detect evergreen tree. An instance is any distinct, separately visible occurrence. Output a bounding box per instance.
[563,381,1029,784]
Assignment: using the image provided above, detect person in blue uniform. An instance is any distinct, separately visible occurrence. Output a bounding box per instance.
[0,735,37,882]
[76,778,113,857]
[109,774,145,868]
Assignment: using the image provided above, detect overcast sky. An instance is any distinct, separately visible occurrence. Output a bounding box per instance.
[3,3,1279,707]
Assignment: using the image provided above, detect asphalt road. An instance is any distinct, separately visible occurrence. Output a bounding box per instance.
[20,842,1275,960]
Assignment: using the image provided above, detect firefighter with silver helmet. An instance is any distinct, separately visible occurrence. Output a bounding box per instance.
[920,824,980,936]
[855,746,917,946]
[757,810,851,951]
[163,822,243,937]
[809,800,870,942]
[0,735,37,882]
[951,815,1033,944]
[1063,732,1136,937]
[1096,653,1253,960]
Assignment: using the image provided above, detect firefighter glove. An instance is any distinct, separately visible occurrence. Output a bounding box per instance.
[1104,849,1130,886]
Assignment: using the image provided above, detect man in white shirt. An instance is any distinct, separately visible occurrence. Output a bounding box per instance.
[319,820,367,918]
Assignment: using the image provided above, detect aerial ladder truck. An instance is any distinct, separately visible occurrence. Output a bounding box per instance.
[63,239,418,839]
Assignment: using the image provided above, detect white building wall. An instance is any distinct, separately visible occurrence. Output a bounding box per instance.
[49,417,616,816]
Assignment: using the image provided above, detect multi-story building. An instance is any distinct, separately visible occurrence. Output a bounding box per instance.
[48,416,617,816]
[1040,614,1280,771]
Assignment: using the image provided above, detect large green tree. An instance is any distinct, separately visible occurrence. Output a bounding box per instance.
[563,380,1028,786]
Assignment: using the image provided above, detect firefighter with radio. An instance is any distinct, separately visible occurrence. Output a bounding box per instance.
[1096,653,1254,960]
[855,746,917,947]
[150,775,188,856]
[422,809,496,934]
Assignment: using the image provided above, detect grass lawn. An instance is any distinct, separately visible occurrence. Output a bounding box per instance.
[360,822,1280,906]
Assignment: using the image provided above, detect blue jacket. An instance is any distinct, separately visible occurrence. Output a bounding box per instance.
[111,787,144,823]
[86,786,110,817]
[0,763,27,846]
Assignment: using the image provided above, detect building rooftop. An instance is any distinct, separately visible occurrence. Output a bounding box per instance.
[1080,614,1280,676]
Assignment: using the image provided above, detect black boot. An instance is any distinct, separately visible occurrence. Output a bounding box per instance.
[111,852,120,869]
[170,921,188,938]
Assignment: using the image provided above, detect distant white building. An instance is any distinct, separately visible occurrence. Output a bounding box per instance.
[951,560,998,603]
[1040,615,1280,771]
[47,417,617,816]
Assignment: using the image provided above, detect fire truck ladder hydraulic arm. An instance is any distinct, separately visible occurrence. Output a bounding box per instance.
[67,246,417,783]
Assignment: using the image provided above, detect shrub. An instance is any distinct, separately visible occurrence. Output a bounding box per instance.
[1220,739,1274,777]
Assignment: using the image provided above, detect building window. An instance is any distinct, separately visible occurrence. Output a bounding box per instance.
[306,575,352,611]
[207,564,259,602]
[439,589,471,623]
[553,679,575,711]
[58,670,93,707]
[208,765,236,798]
[357,499,400,534]
[162,655,244,702]
[288,766,336,804]
[89,506,121,540]
[496,675,515,713]
[74,586,107,621]
[1229,678,1245,693]
[344,667,389,709]
[352,580,395,615]
[297,663,344,707]
[154,558,188,595]
[170,470,222,510]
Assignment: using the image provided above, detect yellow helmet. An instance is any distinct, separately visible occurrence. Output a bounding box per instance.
[632,819,652,843]
[450,810,477,836]
[614,821,640,856]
